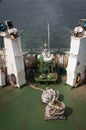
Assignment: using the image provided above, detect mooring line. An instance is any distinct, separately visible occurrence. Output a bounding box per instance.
[28,83,44,92]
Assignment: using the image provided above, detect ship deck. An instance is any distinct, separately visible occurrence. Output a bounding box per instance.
[0,83,86,130]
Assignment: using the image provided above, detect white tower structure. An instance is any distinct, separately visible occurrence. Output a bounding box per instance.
[66,19,86,87]
[0,20,26,87]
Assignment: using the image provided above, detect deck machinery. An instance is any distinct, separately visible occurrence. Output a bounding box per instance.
[24,23,68,84]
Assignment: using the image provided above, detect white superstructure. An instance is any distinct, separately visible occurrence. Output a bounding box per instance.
[0,20,26,87]
[66,19,86,87]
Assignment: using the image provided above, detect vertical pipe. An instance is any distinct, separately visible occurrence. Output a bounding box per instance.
[48,22,50,54]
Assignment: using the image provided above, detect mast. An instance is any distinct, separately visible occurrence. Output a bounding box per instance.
[48,22,50,54]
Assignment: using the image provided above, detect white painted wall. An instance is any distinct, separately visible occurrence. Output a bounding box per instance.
[4,36,26,87]
[66,36,86,86]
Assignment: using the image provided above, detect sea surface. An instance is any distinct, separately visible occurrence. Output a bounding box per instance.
[0,0,86,51]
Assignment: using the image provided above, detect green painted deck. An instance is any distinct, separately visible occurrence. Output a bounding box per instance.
[0,83,86,130]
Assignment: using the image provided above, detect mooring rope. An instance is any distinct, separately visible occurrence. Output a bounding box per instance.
[29,84,44,92]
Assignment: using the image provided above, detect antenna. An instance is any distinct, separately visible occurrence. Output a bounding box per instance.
[48,22,50,54]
